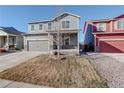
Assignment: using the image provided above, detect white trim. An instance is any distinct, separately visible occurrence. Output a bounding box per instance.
[26,39,48,41]
[6,35,9,50]
[52,12,80,21]
[64,12,81,18]
[93,32,124,34]
[48,33,50,53]
[26,39,48,45]
[99,38,124,41]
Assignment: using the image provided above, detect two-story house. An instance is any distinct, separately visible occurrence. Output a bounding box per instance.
[84,14,124,53]
[24,12,80,54]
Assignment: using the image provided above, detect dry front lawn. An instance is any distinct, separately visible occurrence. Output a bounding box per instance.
[0,55,107,88]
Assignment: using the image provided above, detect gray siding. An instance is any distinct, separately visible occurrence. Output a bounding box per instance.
[25,13,80,52]
[28,15,80,33]
[16,35,23,49]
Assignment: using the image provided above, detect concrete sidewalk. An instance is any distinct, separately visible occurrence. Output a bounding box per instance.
[0,79,48,88]
[0,51,44,72]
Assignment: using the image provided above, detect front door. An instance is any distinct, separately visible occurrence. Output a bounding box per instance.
[64,37,70,46]
[63,37,70,49]
[9,37,16,48]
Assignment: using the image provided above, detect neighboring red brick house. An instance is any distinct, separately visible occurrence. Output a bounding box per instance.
[84,14,124,53]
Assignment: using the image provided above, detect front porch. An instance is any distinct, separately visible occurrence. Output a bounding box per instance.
[48,32,79,54]
[0,35,17,50]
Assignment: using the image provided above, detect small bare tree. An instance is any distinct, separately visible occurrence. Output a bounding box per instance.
[49,6,65,62]
[56,6,63,61]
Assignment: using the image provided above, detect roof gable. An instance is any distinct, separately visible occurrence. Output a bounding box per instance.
[53,12,80,21]
[0,30,7,36]
[28,12,80,24]
[0,27,23,35]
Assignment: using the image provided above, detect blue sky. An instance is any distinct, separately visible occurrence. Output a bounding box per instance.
[0,5,124,42]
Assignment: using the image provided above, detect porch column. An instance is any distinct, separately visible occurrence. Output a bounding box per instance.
[48,33,50,54]
[6,35,9,50]
[15,36,17,48]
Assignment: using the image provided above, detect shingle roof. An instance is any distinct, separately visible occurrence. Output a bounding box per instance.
[0,27,23,35]
[28,12,80,24]
[52,12,80,21]
[114,14,124,19]
[28,20,52,24]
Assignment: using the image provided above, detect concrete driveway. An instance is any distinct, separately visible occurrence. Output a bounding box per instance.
[0,51,43,72]
[87,53,124,88]
[103,53,124,63]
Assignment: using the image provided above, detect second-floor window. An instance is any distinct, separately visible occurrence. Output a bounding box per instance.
[97,23,106,31]
[48,22,52,30]
[31,24,34,31]
[116,20,124,30]
[39,24,42,30]
[62,21,70,28]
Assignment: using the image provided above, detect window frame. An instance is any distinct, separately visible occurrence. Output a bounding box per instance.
[39,24,43,30]
[96,23,106,31]
[115,20,124,30]
[31,24,34,31]
[48,22,52,30]
[62,20,70,28]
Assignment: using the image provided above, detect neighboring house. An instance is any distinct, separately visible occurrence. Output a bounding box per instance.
[0,27,23,50]
[24,12,80,54]
[84,14,124,53]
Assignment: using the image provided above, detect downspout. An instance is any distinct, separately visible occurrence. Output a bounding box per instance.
[94,34,97,52]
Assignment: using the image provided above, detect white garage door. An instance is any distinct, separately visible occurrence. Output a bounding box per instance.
[28,40,48,51]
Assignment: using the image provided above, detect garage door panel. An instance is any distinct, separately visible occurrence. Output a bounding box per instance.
[28,40,48,51]
[99,41,124,53]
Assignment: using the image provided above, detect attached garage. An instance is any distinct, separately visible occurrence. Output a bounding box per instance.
[27,40,48,51]
[99,40,124,53]
[94,33,124,53]
[24,33,49,52]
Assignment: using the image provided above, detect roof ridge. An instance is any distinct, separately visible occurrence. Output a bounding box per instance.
[28,12,80,24]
